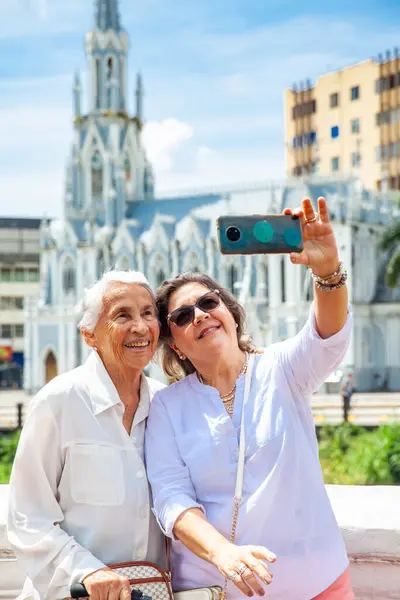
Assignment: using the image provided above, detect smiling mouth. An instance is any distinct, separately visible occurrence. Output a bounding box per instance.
[199,326,220,339]
[124,341,151,349]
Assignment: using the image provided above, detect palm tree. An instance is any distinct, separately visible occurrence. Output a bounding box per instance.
[379,220,400,287]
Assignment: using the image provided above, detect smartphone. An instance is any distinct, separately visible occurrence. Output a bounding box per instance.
[217,214,303,255]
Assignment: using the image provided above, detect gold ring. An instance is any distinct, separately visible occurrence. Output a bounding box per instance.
[229,573,238,582]
[238,566,247,577]
[306,216,317,223]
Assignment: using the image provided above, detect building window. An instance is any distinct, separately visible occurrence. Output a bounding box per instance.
[15,325,24,338]
[62,258,76,293]
[292,99,316,120]
[280,259,286,303]
[28,268,39,282]
[15,268,24,282]
[350,86,360,101]
[156,269,166,287]
[91,150,104,198]
[331,125,339,139]
[331,156,340,172]
[0,325,12,339]
[95,58,101,109]
[351,118,360,134]
[15,297,23,309]
[351,152,361,167]
[227,265,239,295]
[330,93,339,108]
[0,269,11,282]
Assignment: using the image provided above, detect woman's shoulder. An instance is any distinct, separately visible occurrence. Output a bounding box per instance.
[28,364,89,417]
[152,373,195,404]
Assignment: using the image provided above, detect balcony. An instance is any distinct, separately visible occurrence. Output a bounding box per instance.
[0,484,399,599]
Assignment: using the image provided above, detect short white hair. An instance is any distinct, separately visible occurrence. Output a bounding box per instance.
[77,270,154,333]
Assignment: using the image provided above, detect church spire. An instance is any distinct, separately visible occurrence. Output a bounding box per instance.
[95,0,120,33]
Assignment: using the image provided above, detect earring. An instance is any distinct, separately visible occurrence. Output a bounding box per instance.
[178,353,186,360]
[235,323,238,329]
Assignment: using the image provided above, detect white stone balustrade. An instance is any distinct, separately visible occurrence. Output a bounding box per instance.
[0,484,399,599]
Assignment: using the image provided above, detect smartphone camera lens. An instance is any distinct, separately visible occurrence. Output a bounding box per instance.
[226,226,241,242]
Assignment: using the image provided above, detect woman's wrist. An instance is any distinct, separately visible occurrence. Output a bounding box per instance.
[310,258,341,279]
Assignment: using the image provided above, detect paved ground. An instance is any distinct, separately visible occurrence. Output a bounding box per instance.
[1,389,400,429]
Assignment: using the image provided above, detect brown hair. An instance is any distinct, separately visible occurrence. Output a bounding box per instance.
[156,272,256,381]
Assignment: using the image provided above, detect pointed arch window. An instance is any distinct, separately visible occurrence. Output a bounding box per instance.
[281,258,286,303]
[118,256,131,271]
[156,268,166,287]
[62,257,76,294]
[91,150,104,198]
[106,57,114,107]
[95,58,101,109]
[227,264,239,295]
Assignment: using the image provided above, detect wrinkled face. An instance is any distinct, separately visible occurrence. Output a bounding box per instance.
[84,282,159,372]
[168,282,238,363]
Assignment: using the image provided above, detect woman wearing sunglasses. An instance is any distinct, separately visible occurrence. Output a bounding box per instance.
[145,198,354,600]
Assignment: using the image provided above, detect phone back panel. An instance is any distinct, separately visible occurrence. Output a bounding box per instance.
[217,214,303,255]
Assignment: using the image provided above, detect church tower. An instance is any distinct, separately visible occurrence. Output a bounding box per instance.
[65,0,154,226]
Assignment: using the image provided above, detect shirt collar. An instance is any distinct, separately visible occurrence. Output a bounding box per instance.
[84,350,151,422]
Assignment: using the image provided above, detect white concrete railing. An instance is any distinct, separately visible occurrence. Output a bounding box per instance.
[0,484,399,600]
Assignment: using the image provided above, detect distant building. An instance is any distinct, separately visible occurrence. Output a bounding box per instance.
[285,49,400,192]
[24,1,400,394]
[0,218,41,388]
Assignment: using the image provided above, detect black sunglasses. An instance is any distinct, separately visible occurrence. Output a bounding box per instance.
[167,290,221,328]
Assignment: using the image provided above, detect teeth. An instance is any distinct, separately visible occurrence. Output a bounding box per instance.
[201,327,217,338]
[125,341,150,348]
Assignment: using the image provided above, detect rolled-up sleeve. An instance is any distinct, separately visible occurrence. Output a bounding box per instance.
[7,398,105,599]
[145,392,204,538]
[278,303,353,396]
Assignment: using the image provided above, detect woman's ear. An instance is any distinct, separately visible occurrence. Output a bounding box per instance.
[81,329,96,349]
[168,340,186,361]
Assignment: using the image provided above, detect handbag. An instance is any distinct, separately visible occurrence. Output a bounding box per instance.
[69,354,255,600]
[69,561,174,599]
[172,354,255,600]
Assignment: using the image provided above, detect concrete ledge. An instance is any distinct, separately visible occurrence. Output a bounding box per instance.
[1,485,400,600]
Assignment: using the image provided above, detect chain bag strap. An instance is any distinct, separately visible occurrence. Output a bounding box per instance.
[219,353,255,600]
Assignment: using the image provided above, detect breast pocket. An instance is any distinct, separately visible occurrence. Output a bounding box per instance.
[68,444,125,506]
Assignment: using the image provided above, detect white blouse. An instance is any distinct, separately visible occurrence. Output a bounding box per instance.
[145,306,353,600]
[8,351,165,600]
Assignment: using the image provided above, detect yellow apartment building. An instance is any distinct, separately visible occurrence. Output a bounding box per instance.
[285,49,400,191]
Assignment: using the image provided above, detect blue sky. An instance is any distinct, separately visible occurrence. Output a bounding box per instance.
[0,0,399,217]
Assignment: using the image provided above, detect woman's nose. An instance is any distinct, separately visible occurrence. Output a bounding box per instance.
[193,307,210,324]
[130,317,148,333]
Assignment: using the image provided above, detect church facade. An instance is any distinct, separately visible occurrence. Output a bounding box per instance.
[24,0,400,393]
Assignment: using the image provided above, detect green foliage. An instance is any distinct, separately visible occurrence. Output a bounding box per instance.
[0,430,20,484]
[378,220,400,288]
[319,423,400,485]
[0,425,400,486]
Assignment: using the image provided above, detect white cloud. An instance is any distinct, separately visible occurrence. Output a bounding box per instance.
[142,118,194,171]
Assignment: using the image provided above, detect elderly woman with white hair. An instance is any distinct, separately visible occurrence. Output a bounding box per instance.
[8,271,165,600]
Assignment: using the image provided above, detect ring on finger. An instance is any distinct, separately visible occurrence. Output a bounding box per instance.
[229,572,239,582]
[306,215,317,223]
[239,567,252,580]
[238,566,248,577]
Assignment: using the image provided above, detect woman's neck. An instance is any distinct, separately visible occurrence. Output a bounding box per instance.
[100,354,142,410]
[194,348,247,395]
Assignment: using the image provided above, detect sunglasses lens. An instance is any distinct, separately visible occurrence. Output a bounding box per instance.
[172,307,193,328]
[198,294,220,312]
